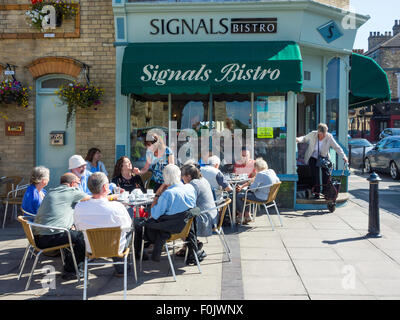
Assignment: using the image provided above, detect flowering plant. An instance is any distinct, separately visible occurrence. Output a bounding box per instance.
[0,80,31,109]
[26,0,79,31]
[56,81,105,127]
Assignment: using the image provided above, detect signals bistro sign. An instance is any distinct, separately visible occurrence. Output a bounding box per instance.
[149,17,277,35]
[140,63,281,86]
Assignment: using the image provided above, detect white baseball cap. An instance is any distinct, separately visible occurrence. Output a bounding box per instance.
[68,155,87,170]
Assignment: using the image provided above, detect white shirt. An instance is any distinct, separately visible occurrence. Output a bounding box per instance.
[311,139,324,159]
[74,198,132,254]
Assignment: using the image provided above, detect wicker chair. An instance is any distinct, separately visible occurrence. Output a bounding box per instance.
[17,216,81,290]
[83,227,133,300]
[139,217,202,281]
[240,182,282,230]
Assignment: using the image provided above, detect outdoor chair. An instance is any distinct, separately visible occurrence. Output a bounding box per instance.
[83,227,134,300]
[2,183,29,228]
[139,217,202,281]
[17,216,81,291]
[201,198,232,262]
[240,182,282,230]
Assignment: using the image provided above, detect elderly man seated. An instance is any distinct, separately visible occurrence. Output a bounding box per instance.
[236,158,280,224]
[133,164,201,262]
[73,172,132,277]
[200,155,232,201]
[32,173,90,280]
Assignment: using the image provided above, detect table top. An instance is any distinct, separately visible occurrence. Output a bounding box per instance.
[119,195,155,206]
[225,175,251,184]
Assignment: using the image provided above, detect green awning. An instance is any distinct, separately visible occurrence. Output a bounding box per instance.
[121,41,303,95]
[349,53,391,109]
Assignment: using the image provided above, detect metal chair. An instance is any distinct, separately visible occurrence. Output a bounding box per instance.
[240,182,282,230]
[139,217,202,281]
[2,183,29,228]
[201,198,232,262]
[17,216,81,290]
[83,227,133,300]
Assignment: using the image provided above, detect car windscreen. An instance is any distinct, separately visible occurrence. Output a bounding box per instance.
[349,139,372,147]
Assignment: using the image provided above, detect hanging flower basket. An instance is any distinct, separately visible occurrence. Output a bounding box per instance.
[55,81,105,127]
[26,0,79,31]
[0,80,31,109]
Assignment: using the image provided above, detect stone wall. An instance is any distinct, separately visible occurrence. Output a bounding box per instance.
[315,0,349,9]
[379,48,400,100]
[0,0,116,182]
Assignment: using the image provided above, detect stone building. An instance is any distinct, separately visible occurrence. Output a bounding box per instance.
[351,19,400,141]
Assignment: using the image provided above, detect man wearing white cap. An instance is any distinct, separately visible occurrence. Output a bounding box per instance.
[69,155,93,195]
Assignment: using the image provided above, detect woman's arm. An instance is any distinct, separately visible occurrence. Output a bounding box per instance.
[329,136,349,162]
[134,159,151,175]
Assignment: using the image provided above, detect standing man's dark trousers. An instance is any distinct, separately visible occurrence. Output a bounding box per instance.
[308,157,330,197]
[34,230,86,273]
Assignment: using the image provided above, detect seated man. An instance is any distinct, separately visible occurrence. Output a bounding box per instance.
[233,147,256,178]
[200,155,232,200]
[134,164,201,263]
[32,173,90,279]
[69,155,92,195]
[236,158,280,224]
[74,172,132,277]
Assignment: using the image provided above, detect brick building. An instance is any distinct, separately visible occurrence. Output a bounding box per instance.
[0,0,116,186]
[350,19,400,142]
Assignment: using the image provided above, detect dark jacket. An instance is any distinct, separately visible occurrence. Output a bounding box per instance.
[139,207,201,261]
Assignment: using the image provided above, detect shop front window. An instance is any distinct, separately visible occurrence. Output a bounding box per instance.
[326,58,340,169]
[254,94,287,174]
[171,94,210,165]
[212,94,252,168]
[130,95,169,169]
[326,58,340,136]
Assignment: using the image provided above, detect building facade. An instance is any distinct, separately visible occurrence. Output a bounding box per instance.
[2,0,385,209]
[351,20,400,142]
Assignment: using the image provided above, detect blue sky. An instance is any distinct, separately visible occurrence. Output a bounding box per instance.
[350,0,400,51]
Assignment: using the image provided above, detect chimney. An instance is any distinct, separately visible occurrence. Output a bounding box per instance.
[393,19,400,36]
[368,30,393,51]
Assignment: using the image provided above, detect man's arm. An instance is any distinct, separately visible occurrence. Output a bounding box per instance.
[150,192,169,220]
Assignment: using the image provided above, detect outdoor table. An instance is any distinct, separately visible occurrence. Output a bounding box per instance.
[119,194,155,222]
[225,175,251,224]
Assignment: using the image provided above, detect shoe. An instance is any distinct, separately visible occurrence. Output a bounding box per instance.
[62,269,83,280]
[197,241,203,251]
[313,194,320,199]
[242,217,252,225]
[114,267,131,277]
[186,250,207,265]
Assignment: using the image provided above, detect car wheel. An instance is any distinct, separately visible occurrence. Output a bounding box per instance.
[364,158,372,173]
[390,161,400,180]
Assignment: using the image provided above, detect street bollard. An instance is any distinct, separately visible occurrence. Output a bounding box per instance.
[366,172,382,238]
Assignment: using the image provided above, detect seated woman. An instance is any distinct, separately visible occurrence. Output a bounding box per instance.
[21,166,50,217]
[176,163,217,260]
[235,158,280,224]
[112,156,145,193]
[85,147,108,176]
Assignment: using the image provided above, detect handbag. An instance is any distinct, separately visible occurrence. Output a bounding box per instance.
[315,139,332,170]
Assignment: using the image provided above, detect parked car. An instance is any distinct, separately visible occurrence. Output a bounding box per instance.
[348,139,374,168]
[364,136,400,180]
[379,128,400,140]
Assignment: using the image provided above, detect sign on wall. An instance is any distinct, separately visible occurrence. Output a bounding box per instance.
[5,122,24,136]
[149,17,278,35]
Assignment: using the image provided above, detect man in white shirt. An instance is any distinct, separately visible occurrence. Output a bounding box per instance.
[74,172,132,276]
[200,155,233,200]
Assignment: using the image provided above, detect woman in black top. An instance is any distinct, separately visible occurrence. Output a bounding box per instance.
[112,156,145,193]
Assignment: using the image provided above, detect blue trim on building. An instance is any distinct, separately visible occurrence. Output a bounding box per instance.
[116,18,125,40]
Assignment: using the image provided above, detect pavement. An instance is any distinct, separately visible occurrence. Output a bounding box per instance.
[1,172,400,300]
